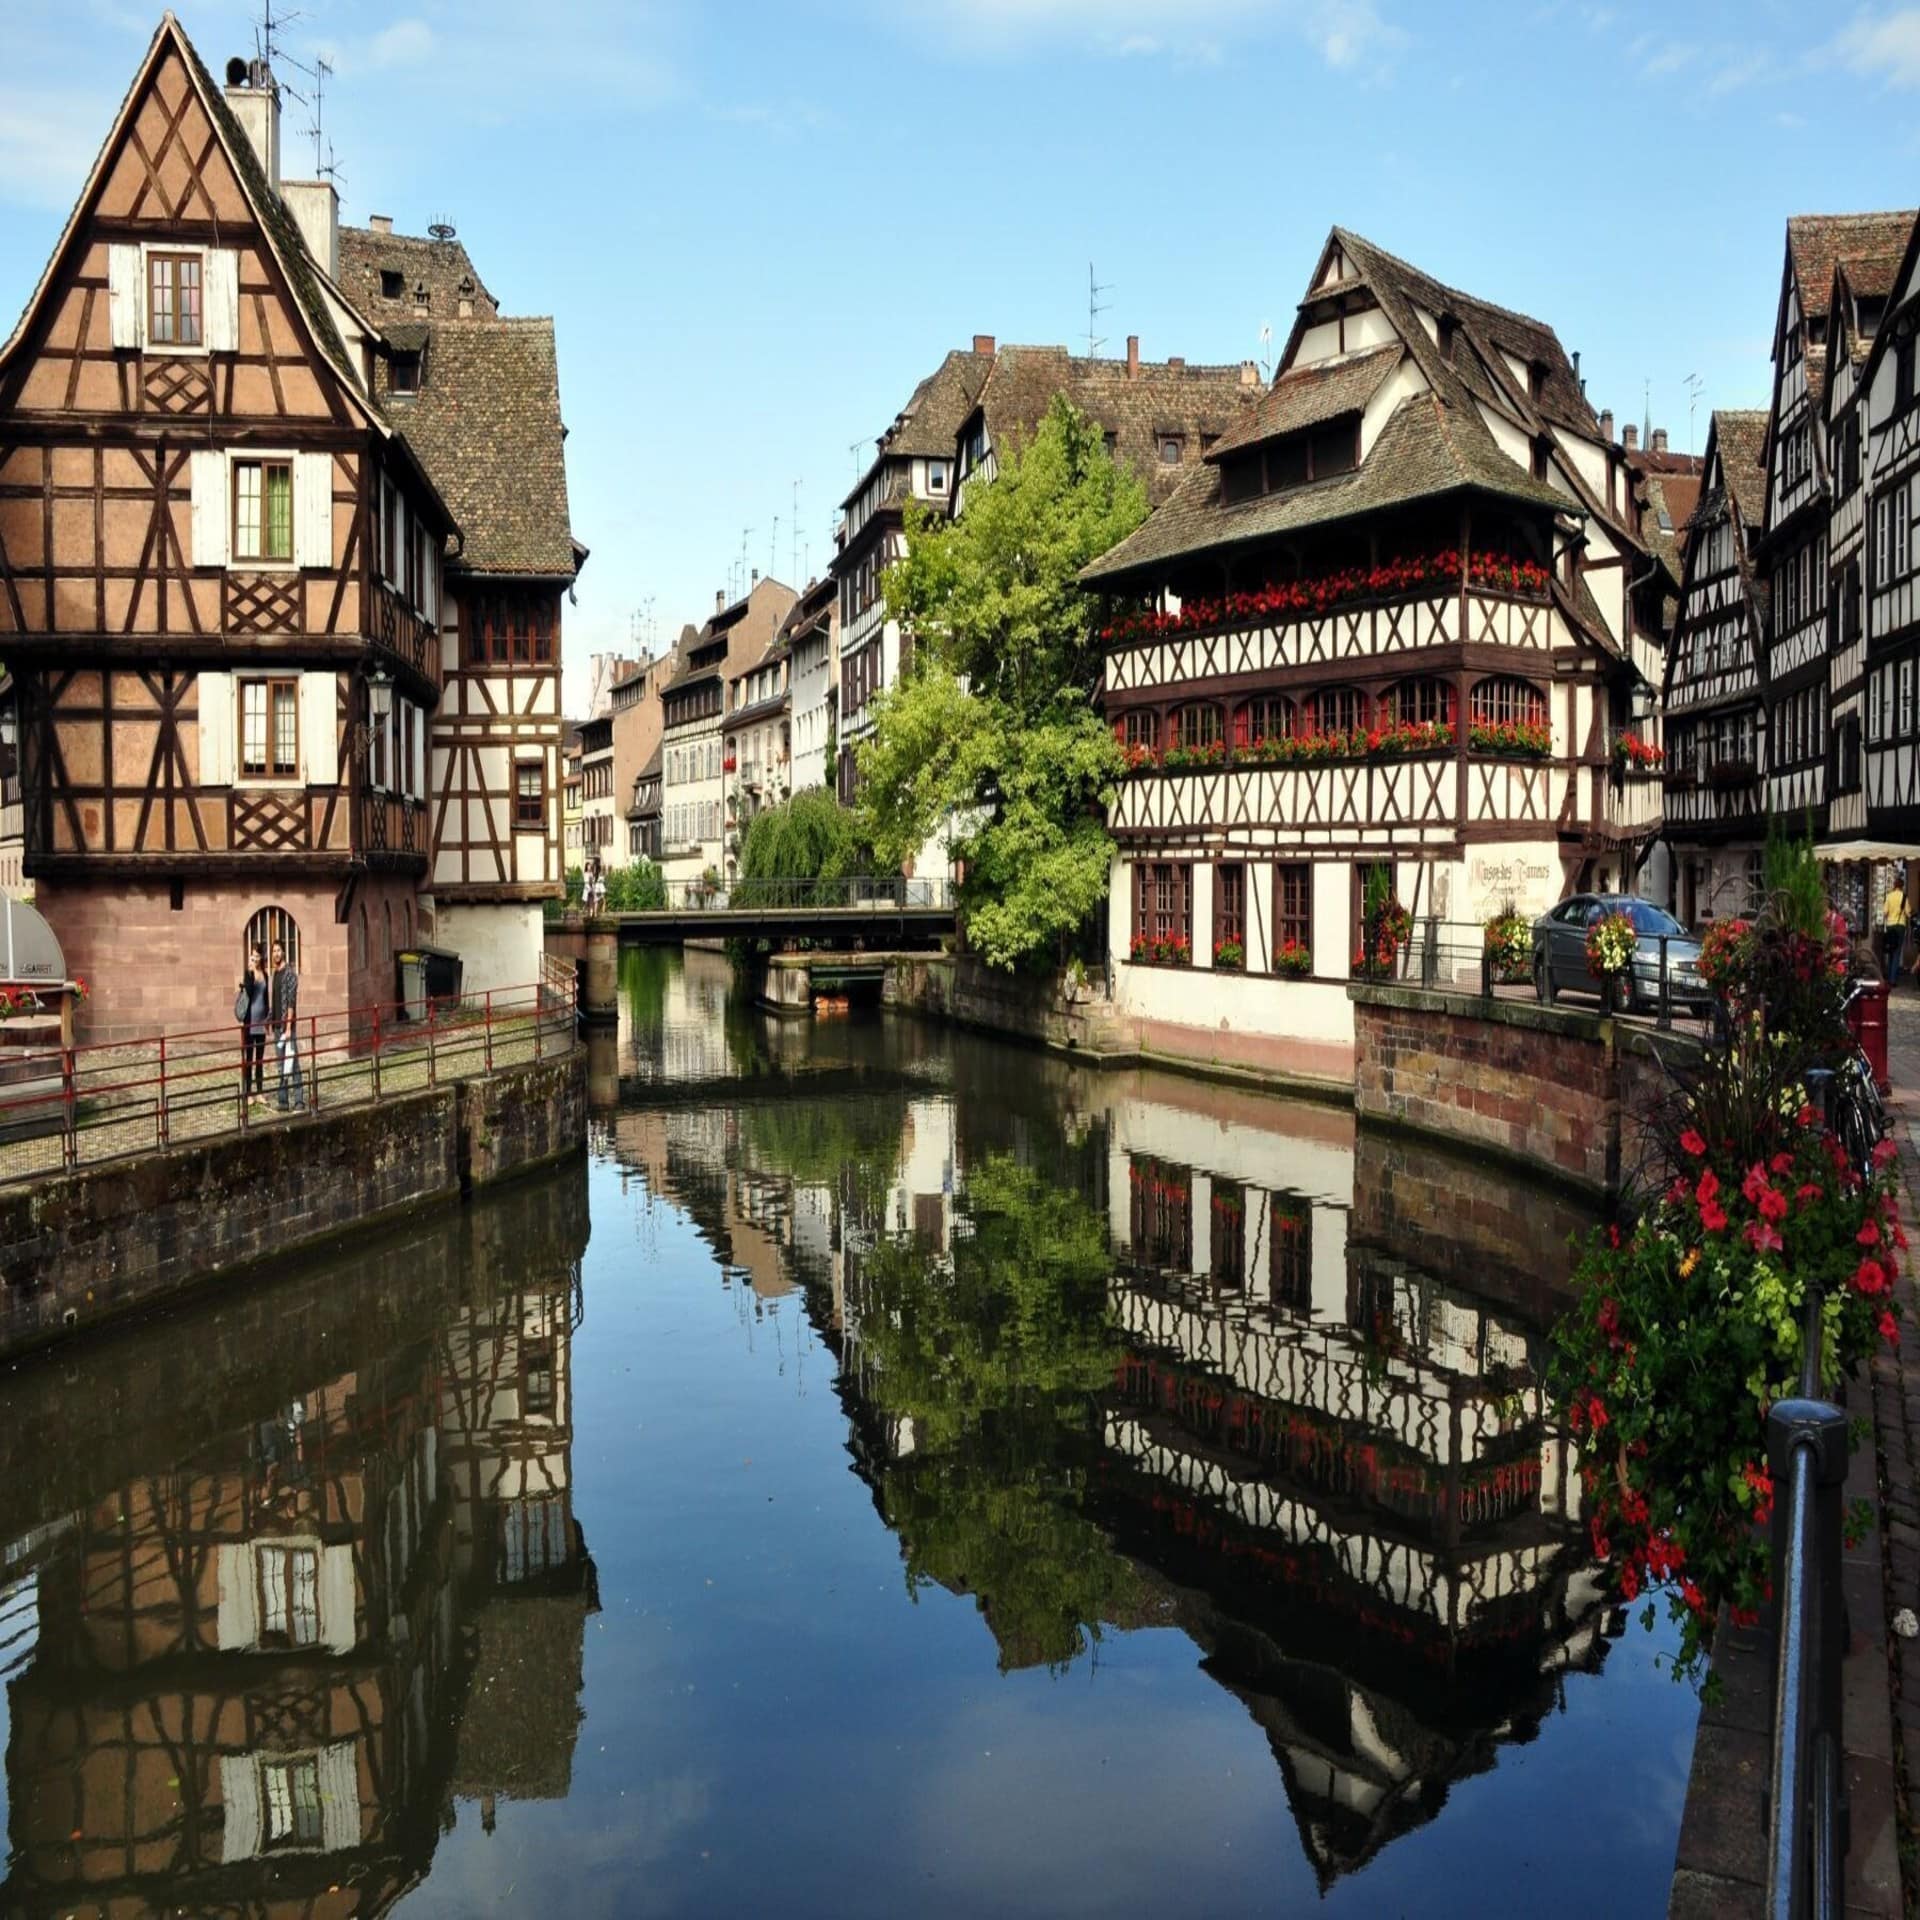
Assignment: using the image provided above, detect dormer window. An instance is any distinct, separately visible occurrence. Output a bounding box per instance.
[1438,315,1458,363]
[1528,360,1547,401]
[149,253,202,346]
[1530,436,1550,481]
[391,351,421,394]
[1159,435,1184,465]
[380,269,405,299]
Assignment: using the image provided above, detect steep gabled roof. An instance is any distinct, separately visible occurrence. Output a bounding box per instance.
[1711,410,1769,534]
[338,223,499,324]
[390,317,575,577]
[0,16,363,412]
[1081,392,1567,586]
[1783,210,1917,409]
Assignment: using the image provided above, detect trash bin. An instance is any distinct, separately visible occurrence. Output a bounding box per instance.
[395,950,428,1023]
[1847,977,1892,1093]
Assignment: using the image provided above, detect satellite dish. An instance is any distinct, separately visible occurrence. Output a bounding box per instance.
[225,56,249,86]
[428,221,456,243]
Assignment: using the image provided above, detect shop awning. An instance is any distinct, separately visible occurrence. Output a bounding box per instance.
[1814,840,1920,862]
[0,897,64,987]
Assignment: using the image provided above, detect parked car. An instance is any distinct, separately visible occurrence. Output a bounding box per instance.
[1532,895,1711,1014]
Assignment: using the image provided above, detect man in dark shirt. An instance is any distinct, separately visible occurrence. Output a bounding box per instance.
[270,939,301,1110]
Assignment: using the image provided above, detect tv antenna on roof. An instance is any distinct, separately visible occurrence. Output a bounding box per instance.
[1258,320,1274,381]
[1683,372,1704,458]
[848,439,866,482]
[1087,263,1112,359]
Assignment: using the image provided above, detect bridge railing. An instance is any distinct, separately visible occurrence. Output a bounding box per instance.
[625,876,956,914]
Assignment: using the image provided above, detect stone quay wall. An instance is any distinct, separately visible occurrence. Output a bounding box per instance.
[0,1050,585,1358]
[1351,984,1695,1199]
[884,953,1137,1060]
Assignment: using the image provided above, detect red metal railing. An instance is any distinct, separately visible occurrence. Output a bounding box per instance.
[0,975,578,1186]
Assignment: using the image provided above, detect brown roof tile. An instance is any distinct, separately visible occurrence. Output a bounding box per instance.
[391,317,576,577]
[338,222,500,323]
[1785,211,1917,408]
[1206,345,1401,461]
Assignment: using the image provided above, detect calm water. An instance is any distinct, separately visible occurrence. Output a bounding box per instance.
[0,948,1697,1918]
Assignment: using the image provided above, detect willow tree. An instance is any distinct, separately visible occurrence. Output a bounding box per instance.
[855,396,1148,970]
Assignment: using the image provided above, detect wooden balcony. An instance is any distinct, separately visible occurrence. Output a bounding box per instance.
[359,792,427,864]
[369,583,440,697]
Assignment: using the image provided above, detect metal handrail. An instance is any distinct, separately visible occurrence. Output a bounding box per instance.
[0,974,578,1186]
[588,876,956,914]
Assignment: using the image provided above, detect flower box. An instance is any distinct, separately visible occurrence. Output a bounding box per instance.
[1213,938,1245,971]
[1273,940,1313,979]
[1128,935,1192,967]
[1612,731,1665,773]
[1467,719,1552,758]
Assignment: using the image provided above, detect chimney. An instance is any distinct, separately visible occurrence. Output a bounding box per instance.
[369,214,394,235]
[280,179,339,281]
[1126,335,1140,377]
[223,63,280,190]
[715,590,726,612]
[1652,427,1669,454]
[1240,362,1261,387]
[1623,424,1639,451]
[972,334,995,355]
[1168,356,1186,370]
[1598,408,1614,443]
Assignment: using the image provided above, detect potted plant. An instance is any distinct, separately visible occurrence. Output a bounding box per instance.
[1274,939,1313,978]
[1584,908,1638,1011]
[1213,937,1245,971]
[1612,731,1664,773]
[1484,903,1532,985]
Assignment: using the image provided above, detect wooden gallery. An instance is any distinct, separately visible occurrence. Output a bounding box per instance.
[1082,228,1678,1079]
[0,16,579,1039]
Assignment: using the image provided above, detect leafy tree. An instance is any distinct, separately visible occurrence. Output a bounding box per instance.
[735,789,863,899]
[604,859,667,912]
[855,395,1148,970]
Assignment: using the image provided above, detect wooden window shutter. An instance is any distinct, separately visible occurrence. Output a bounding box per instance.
[107,244,142,347]
[293,452,333,567]
[299,672,338,785]
[217,1754,262,1862]
[203,249,240,351]
[318,1544,356,1653]
[318,1741,360,1851]
[188,450,229,567]
[196,670,235,786]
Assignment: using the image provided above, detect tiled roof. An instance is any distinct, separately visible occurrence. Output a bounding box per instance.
[1326,227,1599,441]
[1710,410,1769,532]
[1082,393,1567,585]
[389,317,576,577]
[1206,345,1401,461]
[338,223,499,323]
[974,346,1261,506]
[886,349,994,459]
[1785,211,1917,408]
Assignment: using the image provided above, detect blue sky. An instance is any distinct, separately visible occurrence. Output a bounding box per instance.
[3,0,1919,713]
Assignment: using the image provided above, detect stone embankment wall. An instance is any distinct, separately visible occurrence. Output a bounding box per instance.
[885,954,1138,1060]
[0,1052,584,1358]
[1351,984,1694,1199]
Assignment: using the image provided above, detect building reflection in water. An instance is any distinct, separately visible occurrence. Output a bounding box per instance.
[606,963,1617,1893]
[0,1166,593,1917]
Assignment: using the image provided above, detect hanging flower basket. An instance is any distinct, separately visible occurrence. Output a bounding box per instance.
[1585,910,1637,980]
[1484,911,1532,984]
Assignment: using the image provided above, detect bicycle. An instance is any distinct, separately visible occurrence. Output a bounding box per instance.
[1825,978,1888,1186]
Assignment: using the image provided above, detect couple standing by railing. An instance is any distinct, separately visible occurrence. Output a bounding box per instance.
[235,939,302,1111]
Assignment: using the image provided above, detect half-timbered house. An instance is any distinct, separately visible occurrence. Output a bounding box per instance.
[1081,228,1672,1076]
[1661,411,1770,922]
[784,575,838,795]
[0,21,467,1036]
[0,18,581,1036]
[1755,213,1917,853]
[339,221,581,985]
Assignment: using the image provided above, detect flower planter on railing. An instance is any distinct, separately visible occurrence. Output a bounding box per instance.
[1098,549,1553,646]
[1611,731,1665,774]
[1118,717,1552,775]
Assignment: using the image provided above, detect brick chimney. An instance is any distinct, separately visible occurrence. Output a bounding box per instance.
[1652,427,1669,454]
[369,214,393,235]
[972,334,995,355]
[1126,335,1140,377]
[223,62,280,189]
[1623,424,1639,451]
[1240,362,1261,387]
[281,179,338,280]
[1598,408,1614,442]
[1168,356,1185,370]
[715,589,725,612]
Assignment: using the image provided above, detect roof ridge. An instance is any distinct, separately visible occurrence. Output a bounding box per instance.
[1331,225,1560,341]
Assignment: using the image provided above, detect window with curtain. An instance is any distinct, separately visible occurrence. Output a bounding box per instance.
[233,460,293,563]
[239,677,299,779]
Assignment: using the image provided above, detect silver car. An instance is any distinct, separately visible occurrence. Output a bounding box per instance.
[1532,894,1711,1014]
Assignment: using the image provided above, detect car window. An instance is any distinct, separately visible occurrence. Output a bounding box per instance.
[1551,900,1586,925]
[1625,902,1684,936]
[1583,903,1607,926]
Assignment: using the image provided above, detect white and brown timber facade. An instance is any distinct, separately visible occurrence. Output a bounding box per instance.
[1660,410,1771,922]
[0,17,578,1037]
[1082,228,1675,1075]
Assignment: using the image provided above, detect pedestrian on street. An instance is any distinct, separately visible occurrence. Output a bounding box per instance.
[236,943,269,1102]
[270,938,301,1111]
[1882,876,1910,987]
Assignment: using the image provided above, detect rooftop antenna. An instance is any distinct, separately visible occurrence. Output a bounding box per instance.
[1683,372,1704,459]
[791,480,801,585]
[740,528,753,597]
[769,515,779,583]
[1087,262,1112,359]
[1258,321,1274,381]
[1642,378,1652,451]
[848,439,866,483]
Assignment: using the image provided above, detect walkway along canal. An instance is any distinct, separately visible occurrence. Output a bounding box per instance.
[0,946,1700,1914]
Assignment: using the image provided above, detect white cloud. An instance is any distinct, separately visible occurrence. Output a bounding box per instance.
[1832,8,1920,86]
[1640,40,1698,76]
[896,0,1404,74]
[370,19,435,69]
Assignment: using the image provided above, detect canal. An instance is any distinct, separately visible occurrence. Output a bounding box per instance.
[0,947,1698,1916]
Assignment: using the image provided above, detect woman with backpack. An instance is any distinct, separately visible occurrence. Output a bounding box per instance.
[236,944,269,1104]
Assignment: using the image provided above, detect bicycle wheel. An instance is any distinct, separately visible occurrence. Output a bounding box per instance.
[1835,1082,1877,1187]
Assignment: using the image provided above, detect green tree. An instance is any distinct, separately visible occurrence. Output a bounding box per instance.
[855,395,1148,970]
[735,789,863,900]
[604,859,667,912]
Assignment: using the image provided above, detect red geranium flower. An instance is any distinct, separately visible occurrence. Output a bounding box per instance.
[1680,1128,1708,1157]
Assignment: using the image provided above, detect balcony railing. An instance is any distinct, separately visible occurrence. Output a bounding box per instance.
[368,582,438,689]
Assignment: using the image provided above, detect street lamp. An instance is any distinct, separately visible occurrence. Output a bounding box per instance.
[367,663,394,729]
